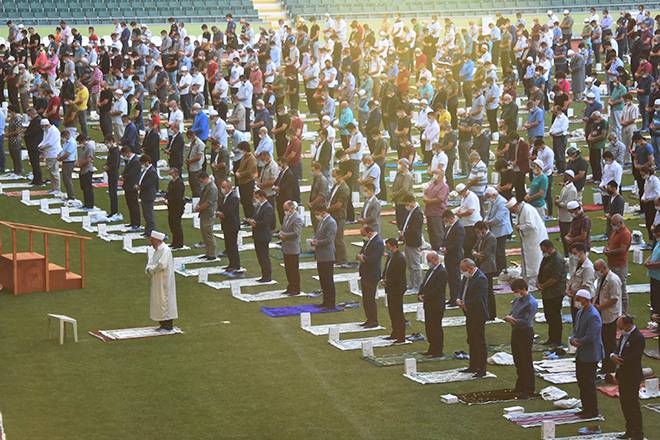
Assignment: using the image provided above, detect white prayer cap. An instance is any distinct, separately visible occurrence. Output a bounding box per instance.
[208,109,218,116]
[564,169,575,178]
[150,231,166,241]
[322,115,331,122]
[226,124,234,130]
[114,89,124,95]
[420,98,428,105]
[583,18,590,23]
[586,92,596,99]
[563,9,570,14]
[485,187,498,196]
[567,50,575,56]
[575,289,591,300]
[40,118,50,126]
[358,89,366,97]
[566,200,580,210]
[526,56,533,62]
[181,66,189,71]
[532,159,544,169]
[655,99,660,106]
[192,103,202,110]
[585,77,594,83]
[18,24,24,28]
[7,56,15,61]
[455,183,467,193]
[505,197,518,209]
[90,61,97,67]
[18,63,25,69]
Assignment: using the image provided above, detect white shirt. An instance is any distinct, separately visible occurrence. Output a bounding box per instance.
[415,107,431,129]
[430,151,448,174]
[361,163,381,195]
[348,131,365,160]
[111,97,128,125]
[38,126,62,159]
[421,120,440,151]
[536,146,555,176]
[642,175,660,202]
[601,161,623,190]
[213,77,229,99]
[236,80,253,109]
[178,72,192,95]
[549,112,569,136]
[168,109,185,134]
[459,190,482,226]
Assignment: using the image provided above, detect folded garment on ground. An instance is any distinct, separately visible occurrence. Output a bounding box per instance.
[540,385,569,401]
[487,343,548,353]
[260,304,343,317]
[487,352,514,365]
[455,389,539,405]
[505,248,522,256]
[404,368,496,384]
[363,351,450,367]
[598,384,659,400]
[302,321,384,336]
[644,402,660,414]
[553,433,626,440]
[553,398,581,409]
[582,204,603,212]
[503,408,604,428]
[644,348,660,360]
[329,335,411,350]
[89,326,184,342]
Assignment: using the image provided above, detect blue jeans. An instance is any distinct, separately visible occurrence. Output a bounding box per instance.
[638,95,650,131]
[0,135,5,172]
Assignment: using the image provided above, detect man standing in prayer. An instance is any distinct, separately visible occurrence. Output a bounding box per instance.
[194,172,218,261]
[279,200,303,295]
[400,194,424,293]
[146,231,178,331]
[537,240,567,348]
[357,225,384,328]
[506,278,539,398]
[570,289,603,420]
[506,197,549,288]
[592,259,622,374]
[418,251,448,357]
[312,207,337,308]
[458,258,489,377]
[248,189,275,283]
[383,238,407,343]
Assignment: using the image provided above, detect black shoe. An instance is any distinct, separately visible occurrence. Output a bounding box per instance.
[446,300,457,307]
[459,368,476,373]
[472,371,487,378]
[363,322,379,329]
[615,433,630,439]
[384,336,397,341]
[205,256,217,261]
[285,291,300,296]
[256,278,271,283]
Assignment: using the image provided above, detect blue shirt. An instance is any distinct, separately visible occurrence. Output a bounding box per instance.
[650,241,660,281]
[0,110,5,136]
[62,138,78,162]
[486,195,513,238]
[635,141,654,167]
[510,293,538,329]
[191,112,209,141]
[571,304,604,363]
[459,60,474,81]
[527,107,545,138]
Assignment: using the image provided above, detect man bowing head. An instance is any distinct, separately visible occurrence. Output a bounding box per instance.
[146,231,178,331]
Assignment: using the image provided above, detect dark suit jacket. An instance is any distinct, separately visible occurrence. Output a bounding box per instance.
[166,176,185,214]
[473,231,496,274]
[275,167,298,204]
[443,220,465,264]
[138,166,159,201]
[252,201,275,242]
[419,264,448,308]
[358,234,384,282]
[615,327,646,383]
[365,108,382,137]
[121,155,140,191]
[121,122,139,153]
[383,251,407,293]
[168,132,185,171]
[105,146,121,175]
[142,129,161,163]
[220,189,241,232]
[315,140,332,172]
[402,205,424,248]
[460,269,489,321]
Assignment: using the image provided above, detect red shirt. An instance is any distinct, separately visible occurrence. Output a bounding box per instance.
[46,96,61,121]
[607,226,631,267]
[284,136,302,166]
[151,114,161,129]
[290,116,304,138]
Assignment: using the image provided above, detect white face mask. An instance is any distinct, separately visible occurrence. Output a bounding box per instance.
[461,271,469,277]
[542,252,550,258]
[575,301,584,310]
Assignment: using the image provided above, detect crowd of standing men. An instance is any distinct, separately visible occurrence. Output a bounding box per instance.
[1,8,659,438]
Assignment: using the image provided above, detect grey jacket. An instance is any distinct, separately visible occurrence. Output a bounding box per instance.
[280,211,303,255]
[473,231,497,274]
[314,214,337,262]
[360,195,381,234]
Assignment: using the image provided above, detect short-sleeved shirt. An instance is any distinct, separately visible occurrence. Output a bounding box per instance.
[569,213,591,250]
[186,138,205,172]
[589,119,608,149]
[528,174,548,207]
[61,138,78,162]
[607,226,631,267]
[80,141,95,174]
[527,107,545,138]
[567,156,588,192]
[361,162,381,195]
[459,191,482,226]
[468,160,488,195]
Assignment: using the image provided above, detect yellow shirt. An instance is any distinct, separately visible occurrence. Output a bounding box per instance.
[75,86,89,111]
[438,110,451,139]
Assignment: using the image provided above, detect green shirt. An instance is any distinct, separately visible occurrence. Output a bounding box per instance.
[610,84,627,112]
[528,174,548,208]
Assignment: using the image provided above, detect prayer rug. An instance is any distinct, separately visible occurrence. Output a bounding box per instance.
[554,433,627,440]
[343,228,363,236]
[644,348,660,360]
[0,173,28,181]
[535,313,573,324]
[92,182,109,188]
[3,190,49,197]
[279,261,319,270]
[503,408,604,428]
[404,368,496,384]
[362,352,451,367]
[628,284,651,294]
[417,315,505,327]
[175,263,236,277]
[487,343,548,353]
[0,182,32,191]
[312,272,360,282]
[597,384,658,400]
[539,373,578,384]
[403,302,458,313]
[644,403,660,414]
[505,248,522,256]
[302,322,385,336]
[455,389,540,405]
[204,278,277,290]
[581,204,604,212]
[546,226,560,233]
[233,290,314,302]
[617,328,657,339]
[329,335,412,350]
[260,304,343,317]
[89,326,184,342]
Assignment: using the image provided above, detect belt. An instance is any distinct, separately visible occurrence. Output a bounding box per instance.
[63,160,76,164]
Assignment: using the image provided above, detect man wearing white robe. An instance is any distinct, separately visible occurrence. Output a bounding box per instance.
[506,197,549,288]
[145,231,178,331]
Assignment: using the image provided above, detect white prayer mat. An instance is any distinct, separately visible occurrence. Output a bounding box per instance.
[61,209,107,223]
[534,358,576,373]
[329,335,412,351]
[554,434,628,440]
[404,368,497,384]
[0,173,28,181]
[591,244,646,254]
[312,272,360,282]
[82,223,126,234]
[628,283,651,293]
[89,326,184,342]
[99,231,145,242]
[504,408,604,428]
[402,302,460,313]
[232,290,311,302]
[300,185,311,193]
[215,230,252,239]
[173,254,212,270]
[203,277,277,290]
[416,314,505,327]
[302,322,385,336]
[237,243,281,252]
[176,263,243,277]
[0,182,32,192]
[280,261,319,270]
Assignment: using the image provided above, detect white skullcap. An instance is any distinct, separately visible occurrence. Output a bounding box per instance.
[586,92,596,99]
[358,89,366,97]
[505,197,518,209]
[547,10,553,15]
[583,18,590,23]
[485,187,499,196]
[655,99,660,106]
[575,289,591,300]
[526,56,533,62]
[114,89,123,94]
[40,119,50,125]
[192,103,202,109]
[208,109,218,116]
[566,200,580,210]
[456,183,467,192]
[563,9,570,14]
[567,50,575,56]
[181,66,189,71]
[7,56,15,61]
[420,98,428,105]
[532,159,544,169]
[150,231,166,241]
[585,77,594,83]
[226,124,234,130]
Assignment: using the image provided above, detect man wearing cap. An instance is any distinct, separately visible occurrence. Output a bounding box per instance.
[110,89,128,139]
[145,231,178,332]
[565,201,592,252]
[456,183,482,258]
[506,197,548,288]
[587,111,608,182]
[560,10,574,43]
[178,65,193,119]
[484,186,513,273]
[570,289,604,419]
[38,119,62,195]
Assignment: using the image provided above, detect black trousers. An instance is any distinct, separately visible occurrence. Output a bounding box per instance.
[79,171,94,209]
[559,221,572,256]
[544,175,553,216]
[28,147,43,184]
[619,376,644,438]
[495,235,507,273]
[513,171,527,202]
[305,87,317,114]
[576,360,599,415]
[361,278,378,324]
[543,295,564,346]
[283,253,300,293]
[108,171,119,216]
[589,148,602,182]
[552,135,567,174]
[446,259,461,303]
[424,302,445,355]
[159,319,173,330]
[463,226,476,259]
[633,166,645,202]
[486,272,496,320]
[317,261,336,306]
[466,312,487,372]
[125,190,141,227]
[601,320,617,373]
[168,208,184,248]
[141,198,155,235]
[386,290,406,340]
[254,240,271,280]
[239,180,255,219]
[512,326,535,394]
[643,201,655,243]
[224,227,241,269]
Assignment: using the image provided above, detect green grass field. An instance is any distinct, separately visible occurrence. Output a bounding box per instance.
[1,36,660,438]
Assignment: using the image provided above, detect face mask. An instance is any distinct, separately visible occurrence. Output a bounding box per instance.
[575,301,583,310]
[542,252,550,258]
[461,271,469,277]
[514,292,524,299]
